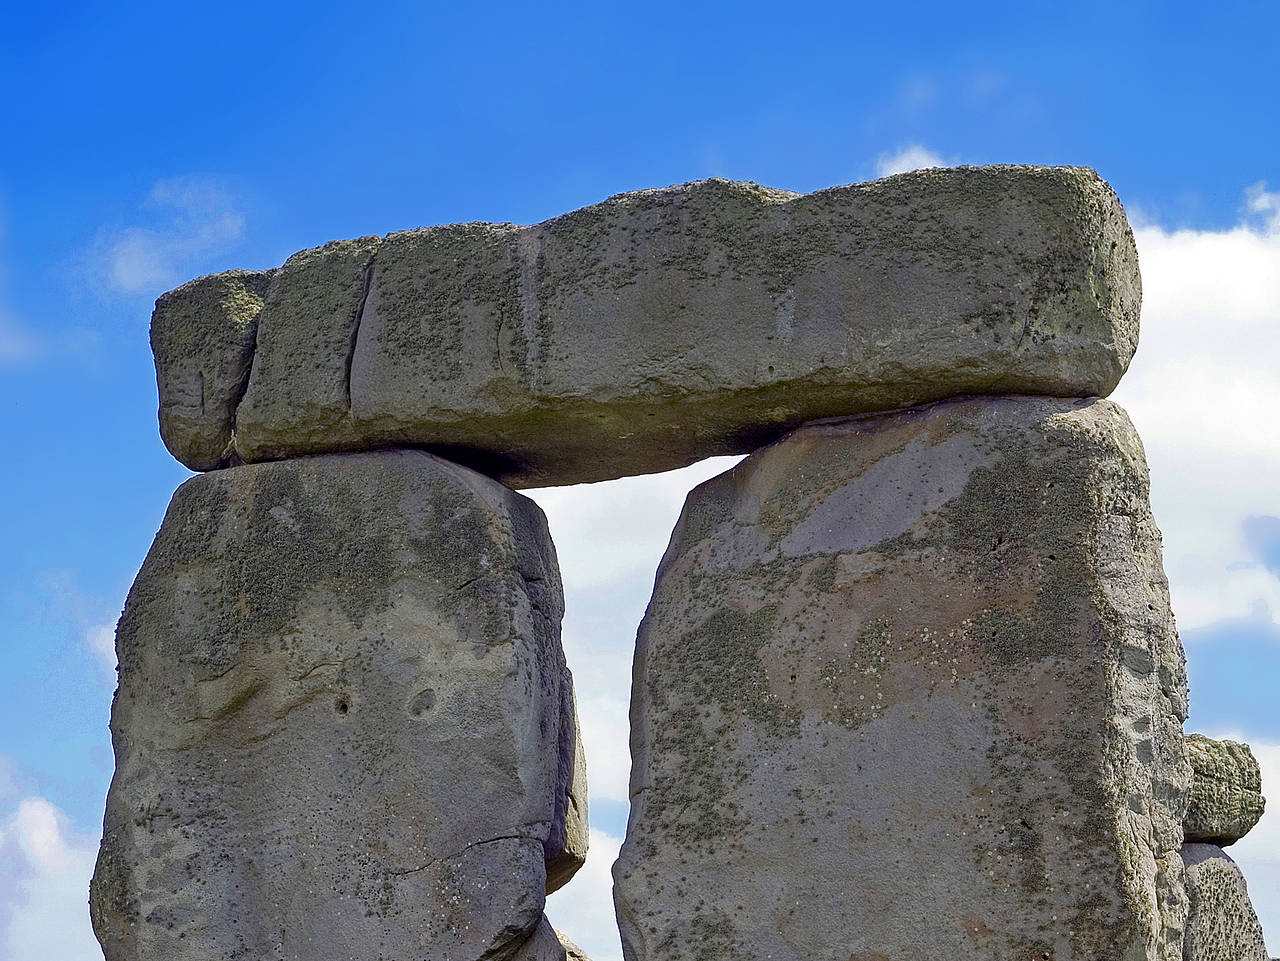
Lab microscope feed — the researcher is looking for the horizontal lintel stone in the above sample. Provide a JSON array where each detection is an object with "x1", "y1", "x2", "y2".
[{"x1": 153, "y1": 166, "x2": 1141, "y2": 486}]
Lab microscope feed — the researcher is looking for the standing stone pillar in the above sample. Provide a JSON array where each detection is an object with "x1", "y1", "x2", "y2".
[
  {"x1": 615, "y1": 396, "x2": 1190, "y2": 961},
  {"x1": 90, "y1": 450, "x2": 586, "y2": 961}
]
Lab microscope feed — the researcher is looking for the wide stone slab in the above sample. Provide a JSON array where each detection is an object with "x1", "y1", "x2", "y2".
[
  {"x1": 615, "y1": 396, "x2": 1188, "y2": 961},
  {"x1": 1185, "y1": 734, "x2": 1266, "y2": 845},
  {"x1": 1181, "y1": 844, "x2": 1270, "y2": 961},
  {"x1": 155, "y1": 166, "x2": 1140, "y2": 485},
  {"x1": 90, "y1": 450, "x2": 586, "y2": 961}
]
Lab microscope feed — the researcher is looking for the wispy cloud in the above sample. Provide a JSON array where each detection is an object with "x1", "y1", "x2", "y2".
[
  {"x1": 895, "y1": 74, "x2": 939, "y2": 114},
  {"x1": 84, "y1": 624, "x2": 117, "y2": 679},
  {"x1": 1245, "y1": 181, "x2": 1280, "y2": 234},
  {"x1": 39, "y1": 572, "x2": 126, "y2": 685},
  {"x1": 0, "y1": 310, "x2": 39, "y2": 365},
  {"x1": 94, "y1": 176, "x2": 245, "y2": 295},
  {"x1": 0, "y1": 199, "x2": 40, "y2": 366},
  {"x1": 874, "y1": 143, "x2": 951, "y2": 178}
]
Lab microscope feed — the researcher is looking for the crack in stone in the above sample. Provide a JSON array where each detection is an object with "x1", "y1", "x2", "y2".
[
  {"x1": 386, "y1": 833, "x2": 538, "y2": 877},
  {"x1": 344, "y1": 253, "x2": 378, "y2": 414}
]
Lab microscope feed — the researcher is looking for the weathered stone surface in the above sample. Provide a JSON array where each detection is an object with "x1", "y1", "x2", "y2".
[
  {"x1": 1185, "y1": 734, "x2": 1266, "y2": 845},
  {"x1": 1181, "y1": 844, "x2": 1270, "y2": 961},
  {"x1": 158, "y1": 166, "x2": 1140, "y2": 486},
  {"x1": 151, "y1": 269, "x2": 274, "y2": 470},
  {"x1": 615, "y1": 396, "x2": 1189, "y2": 961},
  {"x1": 90, "y1": 450, "x2": 586, "y2": 961}
]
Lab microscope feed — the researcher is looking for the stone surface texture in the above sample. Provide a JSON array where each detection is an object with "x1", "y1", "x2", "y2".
[
  {"x1": 151, "y1": 269, "x2": 274, "y2": 470},
  {"x1": 154, "y1": 166, "x2": 1141, "y2": 486},
  {"x1": 1181, "y1": 844, "x2": 1270, "y2": 961},
  {"x1": 90, "y1": 450, "x2": 585, "y2": 961},
  {"x1": 1184, "y1": 734, "x2": 1266, "y2": 845},
  {"x1": 615, "y1": 396, "x2": 1189, "y2": 961}
]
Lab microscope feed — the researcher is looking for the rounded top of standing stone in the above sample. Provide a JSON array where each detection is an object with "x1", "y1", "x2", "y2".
[
  {"x1": 150, "y1": 164, "x2": 1141, "y2": 486},
  {"x1": 1184, "y1": 733, "x2": 1266, "y2": 845}
]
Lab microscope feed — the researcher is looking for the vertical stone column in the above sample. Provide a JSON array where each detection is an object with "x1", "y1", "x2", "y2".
[
  {"x1": 615, "y1": 396, "x2": 1190, "y2": 961},
  {"x1": 90, "y1": 450, "x2": 586, "y2": 961}
]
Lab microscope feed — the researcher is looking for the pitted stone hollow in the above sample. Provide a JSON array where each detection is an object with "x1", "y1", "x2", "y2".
[
  {"x1": 90, "y1": 449, "x2": 586, "y2": 961},
  {"x1": 1185, "y1": 734, "x2": 1267, "y2": 845},
  {"x1": 153, "y1": 165, "x2": 1140, "y2": 485}
]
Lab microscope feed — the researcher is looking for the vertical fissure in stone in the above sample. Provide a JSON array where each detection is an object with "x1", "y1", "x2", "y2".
[
  {"x1": 222, "y1": 275, "x2": 274, "y2": 468},
  {"x1": 344, "y1": 252, "x2": 378, "y2": 413}
]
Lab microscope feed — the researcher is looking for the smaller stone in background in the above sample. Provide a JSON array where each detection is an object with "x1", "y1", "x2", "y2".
[
  {"x1": 554, "y1": 929, "x2": 592, "y2": 961},
  {"x1": 1185, "y1": 734, "x2": 1266, "y2": 845},
  {"x1": 1181, "y1": 844, "x2": 1270, "y2": 961}
]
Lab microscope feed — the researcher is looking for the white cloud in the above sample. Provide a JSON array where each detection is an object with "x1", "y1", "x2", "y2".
[
  {"x1": 84, "y1": 625, "x2": 116, "y2": 678},
  {"x1": 529, "y1": 457, "x2": 739, "y2": 593},
  {"x1": 895, "y1": 74, "x2": 939, "y2": 114},
  {"x1": 532, "y1": 458, "x2": 743, "y2": 810},
  {"x1": 95, "y1": 176, "x2": 245, "y2": 295},
  {"x1": 545, "y1": 827, "x2": 624, "y2": 961},
  {"x1": 40, "y1": 574, "x2": 127, "y2": 685},
  {"x1": 576, "y1": 693, "x2": 631, "y2": 805},
  {"x1": 1113, "y1": 193, "x2": 1280, "y2": 631},
  {"x1": 874, "y1": 143, "x2": 950, "y2": 178},
  {"x1": 0, "y1": 795, "x2": 100, "y2": 961}
]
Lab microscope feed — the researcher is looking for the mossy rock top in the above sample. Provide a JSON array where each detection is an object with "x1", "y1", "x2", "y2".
[{"x1": 1185, "y1": 734, "x2": 1266, "y2": 845}]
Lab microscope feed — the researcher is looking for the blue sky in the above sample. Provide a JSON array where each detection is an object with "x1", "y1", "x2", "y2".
[{"x1": 2, "y1": 2, "x2": 1278, "y2": 959}]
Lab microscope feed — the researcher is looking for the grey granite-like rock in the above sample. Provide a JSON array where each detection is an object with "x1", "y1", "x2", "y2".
[
  {"x1": 157, "y1": 166, "x2": 1140, "y2": 486},
  {"x1": 615, "y1": 396, "x2": 1189, "y2": 961},
  {"x1": 90, "y1": 450, "x2": 585, "y2": 961},
  {"x1": 1185, "y1": 734, "x2": 1266, "y2": 845},
  {"x1": 1181, "y1": 844, "x2": 1270, "y2": 961},
  {"x1": 151, "y1": 269, "x2": 274, "y2": 470}
]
